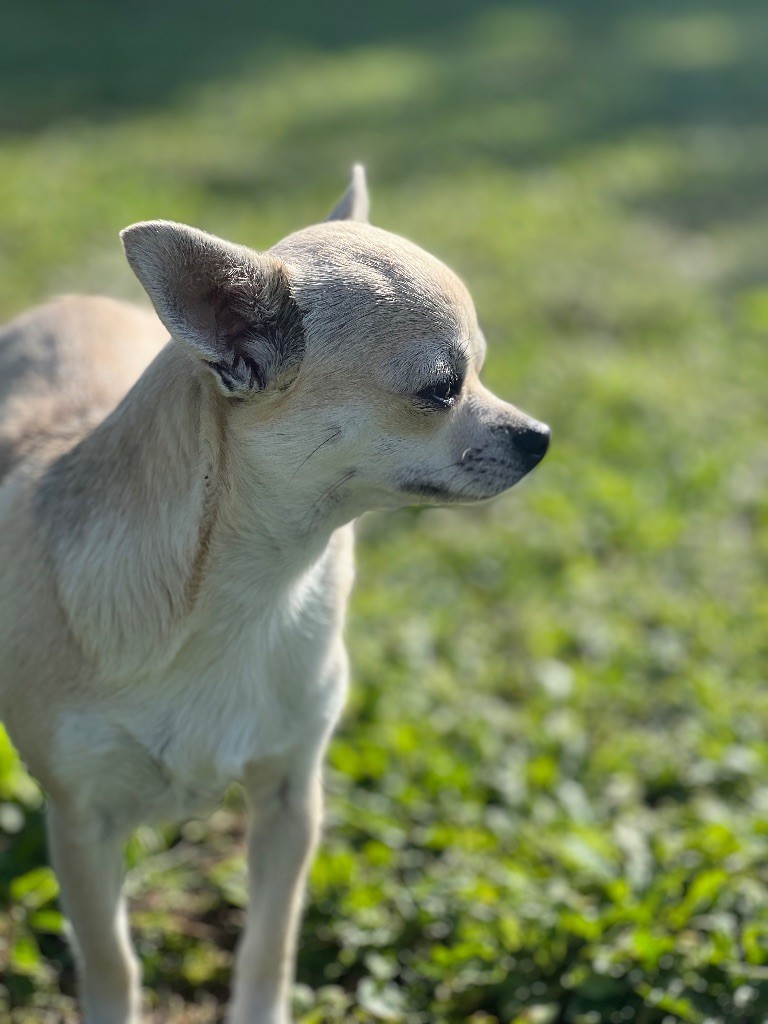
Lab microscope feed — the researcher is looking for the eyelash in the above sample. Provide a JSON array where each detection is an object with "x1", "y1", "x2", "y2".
[{"x1": 416, "y1": 373, "x2": 463, "y2": 409}]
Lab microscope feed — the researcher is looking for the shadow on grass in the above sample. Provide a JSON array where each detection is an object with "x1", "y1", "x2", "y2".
[
  {"x1": 1, "y1": 0, "x2": 497, "y2": 136},
  {"x1": 5, "y1": 0, "x2": 768, "y2": 177},
  {"x1": 2, "y1": 1, "x2": 767, "y2": 302}
]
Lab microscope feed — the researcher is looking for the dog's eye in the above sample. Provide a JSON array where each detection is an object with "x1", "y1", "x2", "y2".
[{"x1": 416, "y1": 374, "x2": 462, "y2": 409}]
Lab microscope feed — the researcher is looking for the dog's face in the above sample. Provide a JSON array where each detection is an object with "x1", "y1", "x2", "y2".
[
  {"x1": 122, "y1": 170, "x2": 548, "y2": 528},
  {"x1": 269, "y1": 221, "x2": 549, "y2": 516}
]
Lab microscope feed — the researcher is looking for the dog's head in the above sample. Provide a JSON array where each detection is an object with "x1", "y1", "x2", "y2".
[{"x1": 122, "y1": 167, "x2": 549, "y2": 527}]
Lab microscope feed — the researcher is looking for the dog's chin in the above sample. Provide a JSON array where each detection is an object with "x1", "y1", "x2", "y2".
[
  {"x1": 397, "y1": 476, "x2": 520, "y2": 506},
  {"x1": 401, "y1": 481, "x2": 472, "y2": 505}
]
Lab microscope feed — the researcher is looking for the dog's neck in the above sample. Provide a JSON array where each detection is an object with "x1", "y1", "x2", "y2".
[{"x1": 37, "y1": 341, "x2": 345, "y2": 679}]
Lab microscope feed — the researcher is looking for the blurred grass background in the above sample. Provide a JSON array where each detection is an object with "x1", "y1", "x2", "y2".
[{"x1": 1, "y1": 1, "x2": 768, "y2": 1021}]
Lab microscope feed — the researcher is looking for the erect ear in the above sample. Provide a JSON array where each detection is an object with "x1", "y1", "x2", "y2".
[
  {"x1": 120, "y1": 220, "x2": 305, "y2": 397},
  {"x1": 326, "y1": 163, "x2": 369, "y2": 223}
]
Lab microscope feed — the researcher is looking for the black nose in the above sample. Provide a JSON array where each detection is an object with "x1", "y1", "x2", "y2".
[
  {"x1": 517, "y1": 424, "x2": 550, "y2": 465},
  {"x1": 493, "y1": 420, "x2": 551, "y2": 471}
]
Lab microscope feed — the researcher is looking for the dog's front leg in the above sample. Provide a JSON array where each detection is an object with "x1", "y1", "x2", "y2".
[
  {"x1": 47, "y1": 802, "x2": 140, "y2": 1024},
  {"x1": 228, "y1": 757, "x2": 322, "y2": 1024}
]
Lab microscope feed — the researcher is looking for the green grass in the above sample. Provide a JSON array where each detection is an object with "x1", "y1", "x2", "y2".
[{"x1": 2, "y1": 1, "x2": 768, "y2": 1021}]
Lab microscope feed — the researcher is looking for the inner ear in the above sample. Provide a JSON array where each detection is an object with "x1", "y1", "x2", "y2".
[
  {"x1": 204, "y1": 282, "x2": 270, "y2": 393},
  {"x1": 196, "y1": 263, "x2": 307, "y2": 397}
]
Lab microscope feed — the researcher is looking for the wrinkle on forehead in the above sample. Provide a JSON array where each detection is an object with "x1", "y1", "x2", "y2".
[{"x1": 272, "y1": 222, "x2": 476, "y2": 357}]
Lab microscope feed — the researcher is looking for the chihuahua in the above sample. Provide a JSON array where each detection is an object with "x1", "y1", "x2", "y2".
[{"x1": 0, "y1": 167, "x2": 549, "y2": 1024}]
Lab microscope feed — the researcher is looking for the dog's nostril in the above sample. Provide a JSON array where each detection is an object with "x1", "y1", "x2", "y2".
[
  {"x1": 492, "y1": 419, "x2": 551, "y2": 470},
  {"x1": 517, "y1": 424, "x2": 550, "y2": 459}
]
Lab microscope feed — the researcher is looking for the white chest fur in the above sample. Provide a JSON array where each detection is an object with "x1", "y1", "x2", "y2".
[{"x1": 53, "y1": 544, "x2": 350, "y2": 831}]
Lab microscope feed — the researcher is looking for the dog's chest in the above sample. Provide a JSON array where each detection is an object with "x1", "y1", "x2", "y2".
[
  {"x1": 56, "y1": 565, "x2": 348, "y2": 824},
  {"x1": 152, "y1": 610, "x2": 337, "y2": 768}
]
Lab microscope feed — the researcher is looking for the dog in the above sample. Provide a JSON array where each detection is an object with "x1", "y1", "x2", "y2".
[{"x1": 0, "y1": 166, "x2": 549, "y2": 1024}]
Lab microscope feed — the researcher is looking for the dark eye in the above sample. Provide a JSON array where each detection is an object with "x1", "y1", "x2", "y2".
[{"x1": 416, "y1": 373, "x2": 462, "y2": 409}]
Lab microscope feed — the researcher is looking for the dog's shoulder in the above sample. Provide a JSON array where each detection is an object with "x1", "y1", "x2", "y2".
[{"x1": 0, "y1": 295, "x2": 168, "y2": 483}]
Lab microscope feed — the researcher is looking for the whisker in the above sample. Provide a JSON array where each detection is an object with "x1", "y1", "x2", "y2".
[
  {"x1": 297, "y1": 428, "x2": 342, "y2": 469},
  {"x1": 321, "y1": 469, "x2": 355, "y2": 504},
  {"x1": 306, "y1": 469, "x2": 357, "y2": 528}
]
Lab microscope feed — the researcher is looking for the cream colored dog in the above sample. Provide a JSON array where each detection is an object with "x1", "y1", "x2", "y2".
[{"x1": 0, "y1": 168, "x2": 549, "y2": 1024}]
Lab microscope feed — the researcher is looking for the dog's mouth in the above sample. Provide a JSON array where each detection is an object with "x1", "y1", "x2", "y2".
[
  {"x1": 399, "y1": 479, "x2": 468, "y2": 503},
  {"x1": 397, "y1": 473, "x2": 521, "y2": 505},
  {"x1": 397, "y1": 445, "x2": 549, "y2": 506}
]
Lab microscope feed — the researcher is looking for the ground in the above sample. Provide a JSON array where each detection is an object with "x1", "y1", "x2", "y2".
[{"x1": 1, "y1": 1, "x2": 767, "y2": 1022}]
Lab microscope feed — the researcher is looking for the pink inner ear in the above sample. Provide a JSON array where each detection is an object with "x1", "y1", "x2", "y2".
[
  {"x1": 197, "y1": 265, "x2": 305, "y2": 397},
  {"x1": 207, "y1": 285, "x2": 254, "y2": 349}
]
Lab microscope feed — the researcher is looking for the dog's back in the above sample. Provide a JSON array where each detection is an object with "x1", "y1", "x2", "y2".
[{"x1": 0, "y1": 294, "x2": 168, "y2": 482}]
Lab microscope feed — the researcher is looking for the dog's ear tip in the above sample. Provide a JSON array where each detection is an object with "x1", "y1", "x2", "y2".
[
  {"x1": 121, "y1": 221, "x2": 210, "y2": 281},
  {"x1": 121, "y1": 221, "x2": 167, "y2": 264},
  {"x1": 121, "y1": 223, "x2": 155, "y2": 275},
  {"x1": 120, "y1": 221, "x2": 145, "y2": 248},
  {"x1": 326, "y1": 164, "x2": 370, "y2": 223},
  {"x1": 120, "y1": 220, "x2": 185, "y2": 248},
  {"x1": 121, "y1": 219, "x2": 157, "y2": 238}
]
